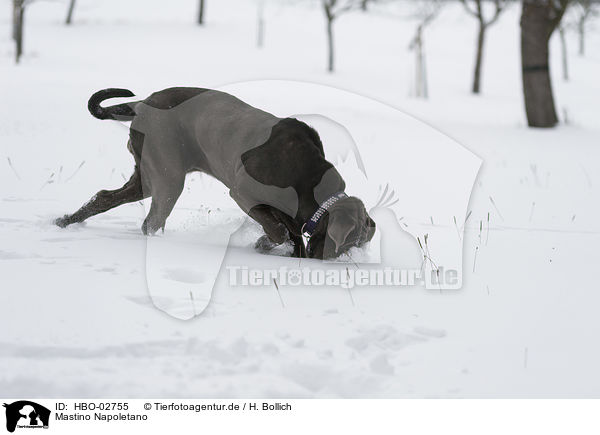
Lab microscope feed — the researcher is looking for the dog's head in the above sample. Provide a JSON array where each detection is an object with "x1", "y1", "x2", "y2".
[{"x1": 306, "y1": 196, "x2": 375, "y2": 260}]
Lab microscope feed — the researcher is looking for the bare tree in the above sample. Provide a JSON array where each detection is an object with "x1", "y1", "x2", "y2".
[
  {"x1": 460, "y1": 0, "x2": 508, "y2": 94},
  {"x1": 520, "y1": 0, "x2": 569, "y2": 128},
  {"x1": 198, "y1": 0, "x2": 206, "y2": 25},
  {"x1": 557, "y1": 0, "x2": 596, "y2": 77},
  {"x1": 572, "y1": 0, "x2": 598, "y2": 55},
  {"x1": 321, "y1": 0, "x2": 360, "y2": 72},
  {"x1": 558, "y1": 22, "x2": 569, "y2": 80},
  {"x1": 13, "y1": 0, "x2": 25, "y2": 63},
  {"x1": 408, "y1": 0, "x2": 442, "y2": 98},
  {"x1": 257, "y1": 0, "x2": 266, "y2": 48},
  {"x1": 65, "y1": 0, "x2": 76, "y2": 25}
]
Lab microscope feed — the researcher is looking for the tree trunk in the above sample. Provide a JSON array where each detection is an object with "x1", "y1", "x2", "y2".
[
  {"x1": 198, "y1": 0, "x2": 205, "y2": 25},
  {"x1": 578, "y1": 19, "x2": 585, "y2": 56},
  {"x1": 472, "y1": 21, "x2": 486, "y2": 94},
  {"x1": 414, "y1": 25, "x2": 426, "y2": 98},
  {"x1": 12, "y1": 0, "x2": 18, "y2": 40},
  {"x1": 257, "y1": 0, "x2": 265, "y2": 48},
  {"x1": 65, "y1": 0, "x2": 76, "y2": 25},
  {"x1": 558, "y1": 25, "x2": 568, "y2": 81},
  {"x1": 326, "y1": 15, "x2": 335, "y2": 72},
  {"x1": 14, "y1": 0, "x2": 24, "y2": 64},
  {"x1": 520, "y1": 0, "x2": 564, "y2": 128},
  {"x1": 421, "y1": 38, "x2": 428, "y2": 99}
]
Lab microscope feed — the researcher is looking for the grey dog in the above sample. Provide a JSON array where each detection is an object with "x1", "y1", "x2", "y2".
[{"x1": 55, "y1": 87, "x2": 375, "y2": 259}]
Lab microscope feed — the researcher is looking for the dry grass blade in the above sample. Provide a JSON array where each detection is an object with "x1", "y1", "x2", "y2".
[
  {"x1": 66, "y1": 160, "x2": 85, "y2": 182},
  {"x1": 489, "y1": 196, "x2": 504, "y2": 221},
  {"x1": 485, "y1": 212, "x2": 490, "y2": 245},
  {"x1": 40, "y1": 172, "x2": 55, "y2": 190},
  {"x1": 189, "y1": 291, "x2": 197, "y2": 317},
  {"x1": 6, "y1": 157, "x2": 21, "y2": 180},
  {"x1": 346, "y1": 267, "x2": 355, "y2": 307},
  {"x1": 273, "y1": 278, "x2": 285, "y2": 308},
  {"x1": 453, "y1": 216, "x2": 462, "y2": 240},
  {"x1": 528, "y1": 201, "x2": 536, "y2": 222}
]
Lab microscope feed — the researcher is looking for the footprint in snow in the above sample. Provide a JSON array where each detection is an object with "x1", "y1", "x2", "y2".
[
  {"x1": 412, "y1": 326, "x2": 447, "y2": 338},
  {"x1": 369, "y1": 354, "x2": 395, "y2": 376},
  {"x1": 345, "y1": 325, "x2": 426, "y2": 353},
  {"x1": 162, "y1": 267, "x2": 205, "y2": 284}
]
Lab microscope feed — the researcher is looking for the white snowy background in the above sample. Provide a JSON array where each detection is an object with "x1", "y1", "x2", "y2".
[{"x1": 1, "y1": 0, "x2": 599, "y2": 397}]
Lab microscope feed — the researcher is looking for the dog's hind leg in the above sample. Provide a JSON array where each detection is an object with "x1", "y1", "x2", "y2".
[
  {"x1": 141, "y1": 173, "x2": 185, "y2": 235},
  {"x1": 55, "y1": 166, "x2": 147, "y2": 228}
]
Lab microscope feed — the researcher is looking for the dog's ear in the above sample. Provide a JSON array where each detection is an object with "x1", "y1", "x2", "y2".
[
  {"x1": 366, "y1": 215, "x2": 376, "y2": 230},
  {"x1": 364, "y1": 215, "x2": 376, "y2": 242},
  {"x1": 326, "y1": 212, "x2": 354, "y2": 253}
]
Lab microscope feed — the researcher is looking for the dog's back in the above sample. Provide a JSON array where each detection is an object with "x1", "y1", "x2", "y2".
[{"x1": 129, "y1": 88, "x2": 281, "y2": 187}]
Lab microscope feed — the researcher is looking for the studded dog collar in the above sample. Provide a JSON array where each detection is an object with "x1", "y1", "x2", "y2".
[{"x1": 302, "y1": 191, "x2": 348, "y2": 238}]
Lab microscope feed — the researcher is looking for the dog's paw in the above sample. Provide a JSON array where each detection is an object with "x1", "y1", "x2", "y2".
[
  {"x1": 254, "y1": 235, "x2": 279, "y2": 253},
  {"x1": 141, "y1": 218, "x2": 165, "y2": 236},
  {"x1": 141, "y1": 220, "x2": 153, "y2": 236},
  {"x1": 54, "y1": 215, "x2": 71, "y2": 228},
  {"x1": 291, "y1": 244, "x2": 304, "y2": 258}
]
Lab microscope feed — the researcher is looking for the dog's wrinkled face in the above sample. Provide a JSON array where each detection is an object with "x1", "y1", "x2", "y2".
[{"x1": 306, "y1": 196, "x2": 376, "y2": 260}]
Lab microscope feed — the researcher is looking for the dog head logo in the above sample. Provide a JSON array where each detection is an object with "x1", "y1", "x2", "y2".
[{"x1": 3, "y1": 401, "x2": 50, "y2": 433}]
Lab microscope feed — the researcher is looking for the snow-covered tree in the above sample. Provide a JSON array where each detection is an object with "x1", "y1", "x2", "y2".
[
  {"x1": 321, "y1": 0, "x2": 361, "y2": 72},
  {"x1": 460, "y1": 0, "x2": 509, "y2": 94},
  {"x1": 257, "y1": 0, "x2": 266, "y2": 48},
  {"x1": 556, "y1": 0, "x2": 598, "y2": 80},
  {"x1": 408, "y1": 0, "x2": 443, "y2": 98},
  {"x1": 558, "y1": 21, "x2": 569, "y2": 80},
  {"x1": 571, "y1": 0, "x2": 598, "y2": 55}
]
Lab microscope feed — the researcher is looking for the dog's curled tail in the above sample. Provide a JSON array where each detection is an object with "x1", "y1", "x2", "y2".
[{"x1": 88, "y1": 88, "x2": 136, "y2": 121}]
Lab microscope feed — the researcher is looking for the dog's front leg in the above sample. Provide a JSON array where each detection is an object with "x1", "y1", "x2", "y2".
[
  {"x1": 248, "y1": 205, "x2": 290, "y2": 252},
  {"x1": 289, "y1": 233, "x2": 306, "y2": 258},
  {"x1": 254, "y1": 228, "x2": 305, "y2": 257}
]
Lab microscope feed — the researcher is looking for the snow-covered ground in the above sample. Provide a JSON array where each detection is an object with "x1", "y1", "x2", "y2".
[{"x1": 1, "y1": 0, "x2": 599, "y2": 397}]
